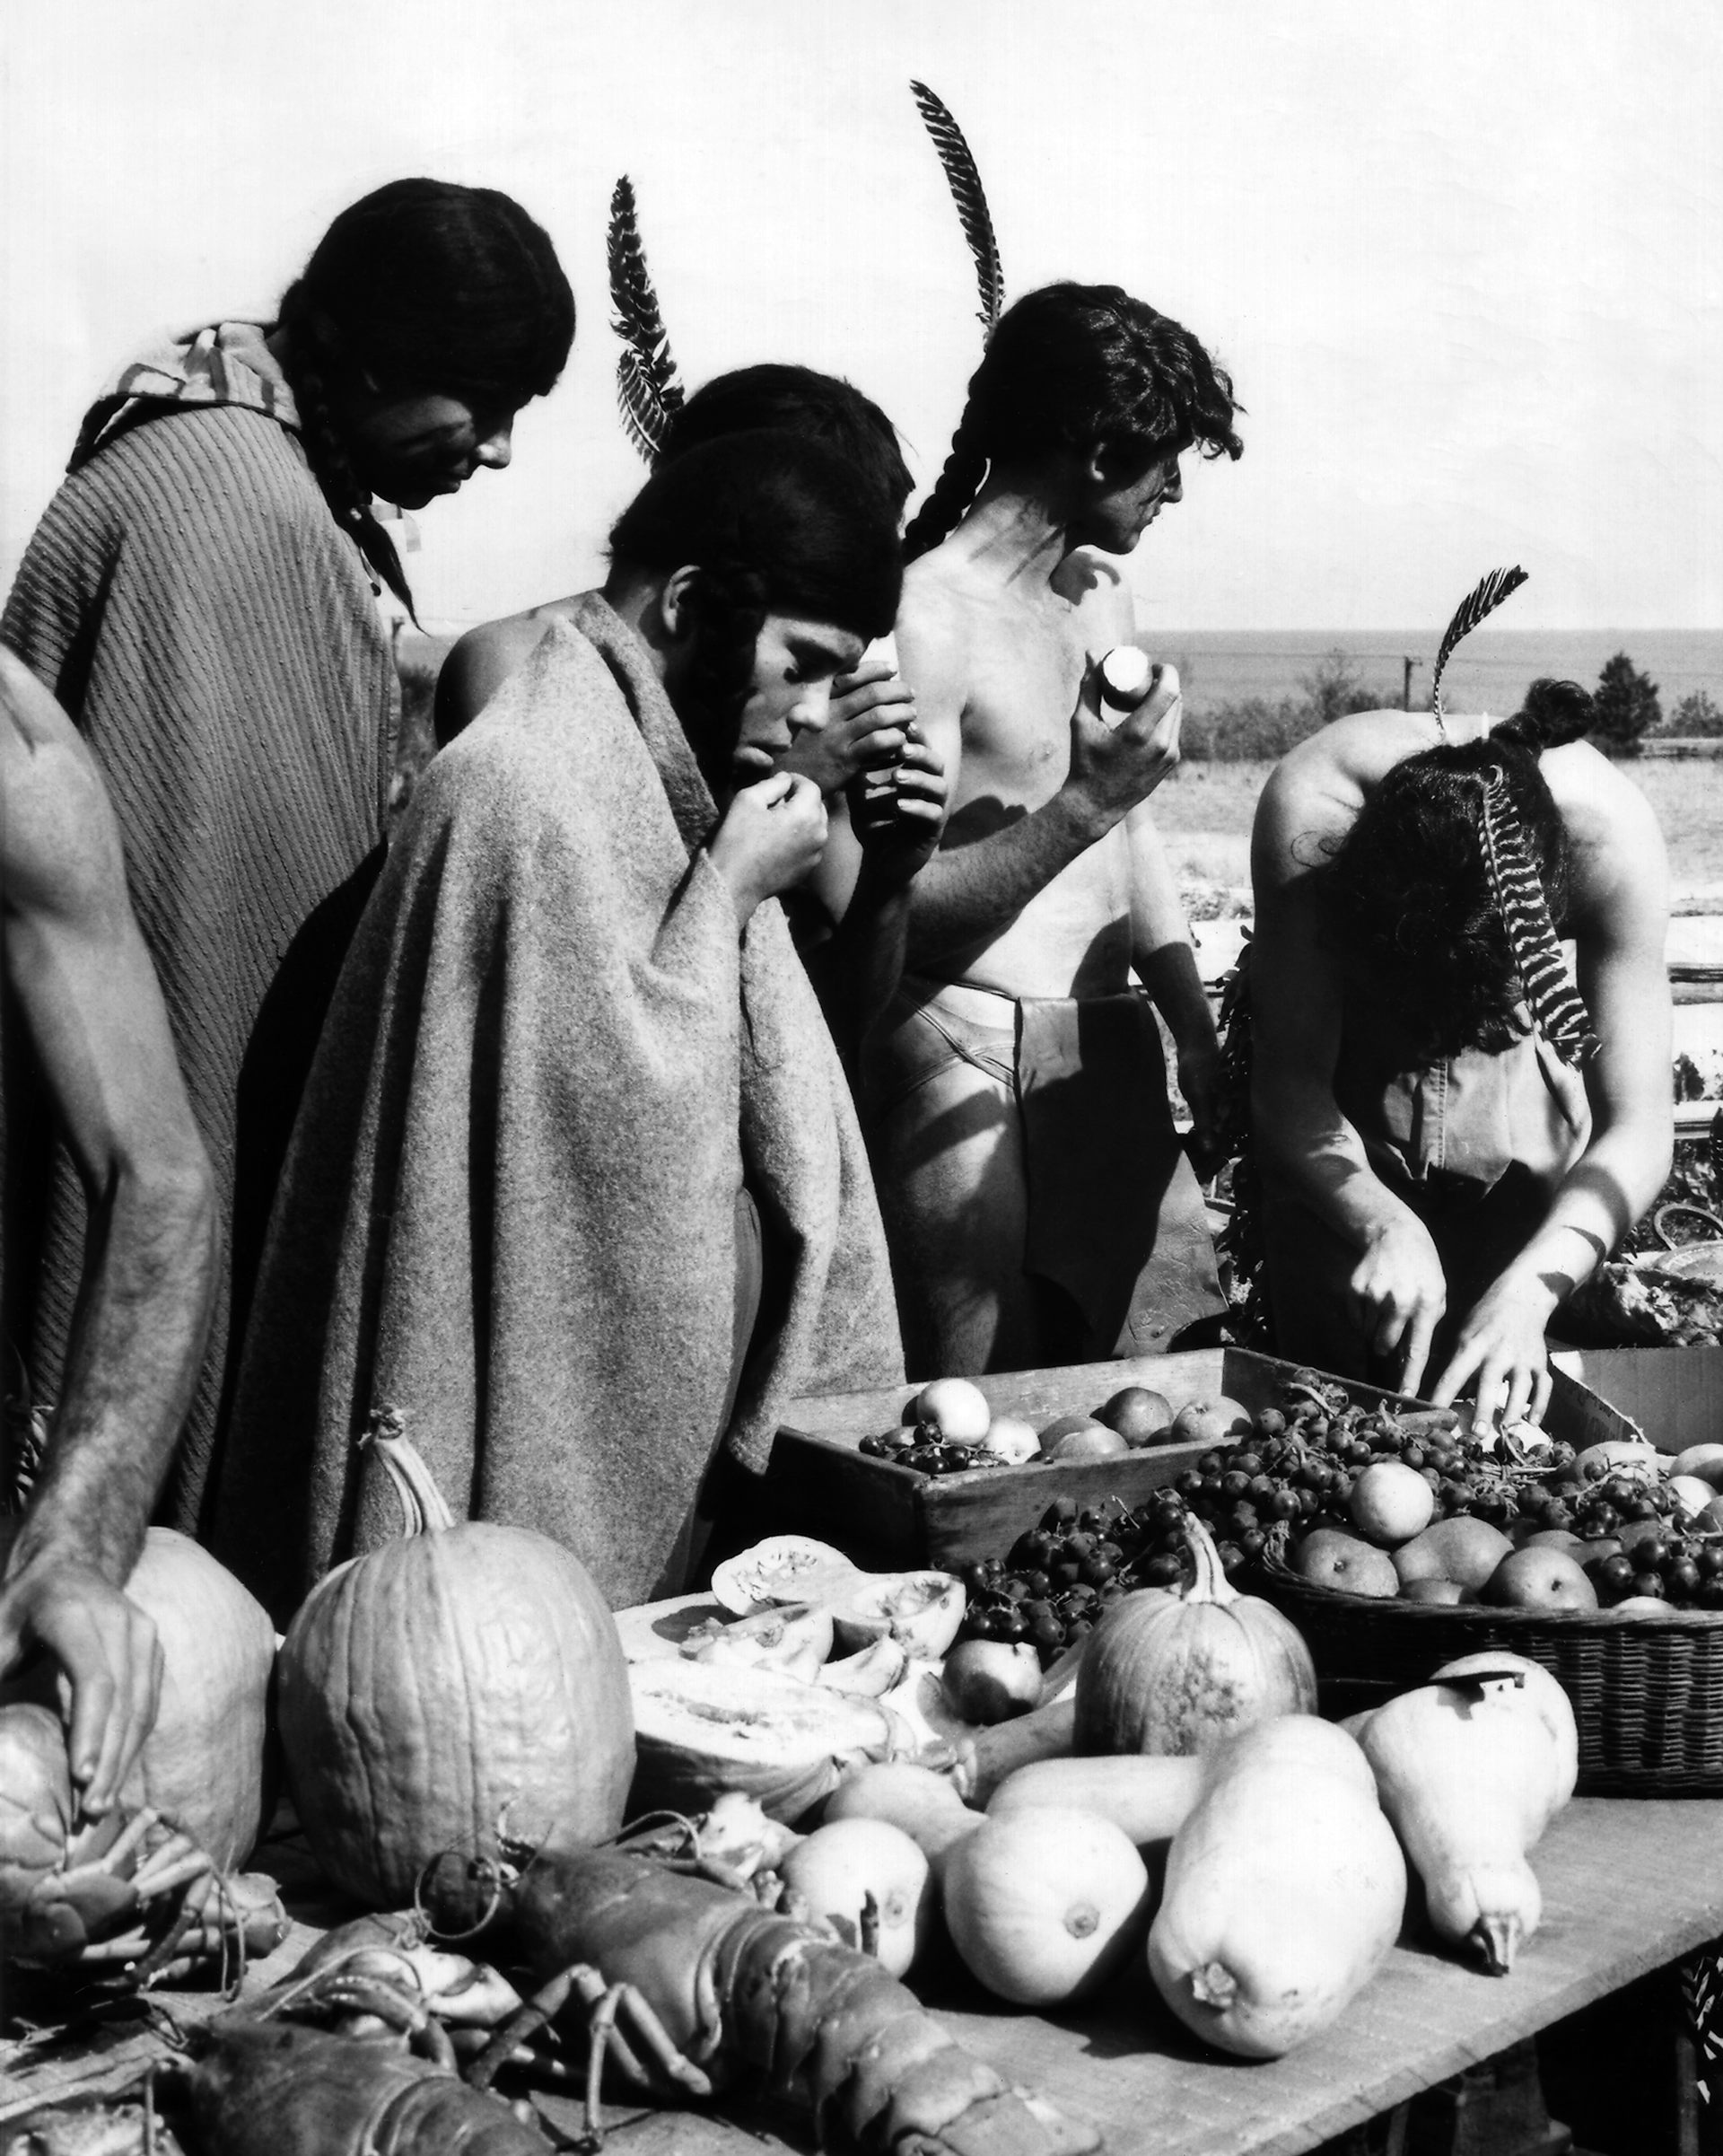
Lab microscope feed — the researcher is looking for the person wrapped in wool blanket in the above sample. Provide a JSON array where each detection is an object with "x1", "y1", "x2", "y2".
[{"x1": 212, "y1": 432, "x2": 905, "y2": 1620}]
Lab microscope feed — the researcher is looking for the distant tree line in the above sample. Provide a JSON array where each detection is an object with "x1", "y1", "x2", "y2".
[{"x1": 1178, "y1": 644, "x2": 1721, "y2": 761}]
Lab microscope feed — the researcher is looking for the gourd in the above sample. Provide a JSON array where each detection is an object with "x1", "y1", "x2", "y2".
[
  {"x1": 986, "y1": 1753, "x2": 1206, "y2": 1848},
  {"x1": 277, "y1": 1423, "x2": 634, "y2": 1909},
  {"x1": 630, "y1": 1660, "x2": 891, "y2": 1825},
  {"x1": 1075, "y1": 1515, "x2": 1317, "y2": 1757},
  {"x1": 127, "y1": 1529, "x2": 277, "y2": 1870},
  {"x1": 1343, "y1": 1652, "x2": 1577, "y2": 1974},
  {"x1": 1148, "y1": 1714, "x2": 1405, "y2": 2058}
]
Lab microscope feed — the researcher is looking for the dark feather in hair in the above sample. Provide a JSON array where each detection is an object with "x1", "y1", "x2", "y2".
[
  {"x1": 608, "y1": 176, "x2": 686, "y2": 463},
  {"x1": 910, "y1": 81, "x2": 1005, "y2": 336},
  {"x1": 1431, "y1": 565, "x2": 1529, "y2": 728}
]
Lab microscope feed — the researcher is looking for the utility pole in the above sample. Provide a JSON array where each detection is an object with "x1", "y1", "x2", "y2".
[{"x1": 1403, "y1": 656, "x2": 1422, "y2": 711}]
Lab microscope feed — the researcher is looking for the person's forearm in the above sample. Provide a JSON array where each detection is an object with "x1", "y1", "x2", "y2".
[
  {"x1": 1491, "y1": 1121, "x2": 1675, "y2": 1312},
  {"x1": 905, "y1": 786, "x2": 1111, "y2": 968},
  {"x1": 804, "y1": 860, "x2": 915, "y2": 1066},
  {"x1": 1254, "y1": 1076, "x2": 1425, "y2": 1252},
  {"x1": 8, "y1": 1152, "x2": 216, "y2": 1584},
  {"x1": 1136, "y1": 937, "x2": 1215, "y2": 1052}
]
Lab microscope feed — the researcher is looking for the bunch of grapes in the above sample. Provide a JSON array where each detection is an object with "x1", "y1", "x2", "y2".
[
  {"x1": 956, "y1": 1497, "x2": 1149, "y2": 1662},
  {"x1": 1564, "y1": 1466, "x2": 1723, "y2": 1608},
  {"x1": 856, "y1": 1425, "x2": 1008, "y2": 1475}
]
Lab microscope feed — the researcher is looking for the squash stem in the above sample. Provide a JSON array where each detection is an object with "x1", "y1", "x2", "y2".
[
  {"x1": 362, "y1": 1408, "x2": 455, "y2": 1538},
  {"x1": 1188, "y1": 1959, "x2": 1238, "y2": 2009},
  {"x1": 1181, "y1": 1513, "x2": 1239, "y2": 1607},
  {"x1": 1473, "y1": 1912, "x2": 1520, "y2": 1976}
]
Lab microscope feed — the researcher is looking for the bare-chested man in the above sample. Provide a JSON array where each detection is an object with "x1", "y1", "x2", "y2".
[
  {"x1": 1249, "y1": 679, "x2": 1671, "y2": 1425},
  {"x1": 1, "y1": 650, "x2": 216, "y2": 1811},
  {"x1": 864, "y1": 284, "x2": 1244, "y2": 1376}
]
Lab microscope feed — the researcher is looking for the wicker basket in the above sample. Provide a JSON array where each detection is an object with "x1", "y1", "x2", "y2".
[{"x1": 1255, "y1": 1553, "x2": 1723, "y2": 1796}]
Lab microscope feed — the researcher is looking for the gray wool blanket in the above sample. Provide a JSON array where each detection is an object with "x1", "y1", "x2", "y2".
[{"x1": 212, "y1": 597, "x2": 902, "y2": 1623}]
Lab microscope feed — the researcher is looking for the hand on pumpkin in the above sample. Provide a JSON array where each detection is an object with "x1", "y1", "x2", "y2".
[
  {"x1": 0, "y1": 1553, "x2": 163, "y2": 1817},
  {"x1": 1348, "y1": 1215, "x2": 1447, "y2": 1400},
  {"x1": 1428, "y1": 1271, "x2": 1557, "y2": 1433}
]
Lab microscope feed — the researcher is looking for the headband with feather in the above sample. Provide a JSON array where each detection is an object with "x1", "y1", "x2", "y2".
[
  {"x1": 1430, "y1": 563, "x2": 1527, "y2": 741},
  {"x1": 910, "y1": 81, "x2": 1005, "y2": 338},
  {"x1": 608, "y1": 176, "x2": 686, "y2": 464}
]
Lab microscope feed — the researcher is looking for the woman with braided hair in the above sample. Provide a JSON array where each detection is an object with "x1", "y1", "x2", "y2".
[
  {"x1": 869, "y1": 281, "x2": 1244, "y2": 1377},
  {"x1": 1249, "y1": 679, "x2": 1672, "y2": 1424},
  {"x1": 1, "y1": 179, "x2": 573, "y2": 1532},
  {"x1": 213, "y1": 433, "x2": 905, "y2": 1618}
]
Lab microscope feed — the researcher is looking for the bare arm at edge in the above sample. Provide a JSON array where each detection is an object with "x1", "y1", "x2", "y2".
[
  {"x1": 433, "y1": 613, "x2": 555, "y2": 749},
  {"x1": 0, "y1": 648, "x2": 217, "y2": 1811}
]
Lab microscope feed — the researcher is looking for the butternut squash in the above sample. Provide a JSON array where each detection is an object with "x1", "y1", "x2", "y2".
[
  {"x1": 949, "y1": 1694, "x2": 1075, "y2": 1806},
  {"x1": 1148, "y1": 1714, "x2": 1405, "y2": 2059},
  {"x1": 1343, "y1": 1652, "x2": 1576, "y2": 1975},
  {"x1": 987, "y1": 1754, "x2": 1206, "y2": 1848}
]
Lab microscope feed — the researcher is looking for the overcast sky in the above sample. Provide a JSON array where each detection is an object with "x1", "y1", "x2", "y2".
[{"x1": 4, "y1": 0, "x2": 1719, "y2": 634}]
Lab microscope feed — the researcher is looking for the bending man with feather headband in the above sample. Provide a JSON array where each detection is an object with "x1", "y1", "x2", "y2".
[{"x1": 1247, "y1": 572, "x2": 1672, "y2": 1425}]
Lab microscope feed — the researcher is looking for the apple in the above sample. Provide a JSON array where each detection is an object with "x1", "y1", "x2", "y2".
[
  {"x1": 1168, "y1": 1398, "x2": 1254, "y2": 1448},
  {"x1": 1524, "y1": 1529, "x2": 1588, "y2": 1560},
  {"x1": 1094, "y1": 1386, "x2": 1174, "y2": 1447},
  {"x1": 913, "y1": 1379, "x2": 992, "y2": 1445},
  {"x1": 982, "y1": 1415, "x2": 1041, "y2": 1466},
  {"x1": 1349, "y1": 1460, "x2": 1436, "y2": 1547},
  {"x1": 1573, "y1": 1438, "x2": 1663, "y2": 1486},
  {"x1": 1667, "y1": 1475, "x2": 1717, "y2": 1521},
  {"x1": 1046, "y1": 1425, "x2": 1131, "y2": 1462},
  {"x1": 940, "y1": 1639, "x2": 1043, "y2": 1724},
  {"x1": 1674, "y1": 1442, "x2": 1723, "y2": 1490},
  {"x1": 1481, "y1": 1547, "x2": 1599, "y2": 1613},
  {"x1": 1289, "y1": 1528, "x2": 1399, "y2": 1599},
  {"x1": 1037, "y1": 1413, "x2": 1109, "y2": 1454}
]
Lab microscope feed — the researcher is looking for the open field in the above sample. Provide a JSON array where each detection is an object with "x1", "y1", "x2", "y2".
[{"x1": 1154, "y1": 756, "x2": 1723, "y2": 900}]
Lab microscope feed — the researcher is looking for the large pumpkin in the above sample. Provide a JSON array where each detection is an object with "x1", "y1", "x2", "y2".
[
  {"x1": 1075, "y1": 1514, "x2": 1316, "y2": 1757},
  {"x1": 277, "y1": 1423, "x2": 634, "y2": 1909},
  {"x1": 127, "y1": 1528, "x2": 277, "y2": 1869}
]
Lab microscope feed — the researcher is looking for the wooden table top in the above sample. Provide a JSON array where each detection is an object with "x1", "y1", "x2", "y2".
[{"x1": 6, "y1": 1791, "x2": 1721, "y2": 2156}]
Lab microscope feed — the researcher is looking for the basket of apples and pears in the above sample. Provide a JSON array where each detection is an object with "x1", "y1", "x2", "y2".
[{"x1": 1212, "y1": 1363, "x2": 1723, "y2": 1793}]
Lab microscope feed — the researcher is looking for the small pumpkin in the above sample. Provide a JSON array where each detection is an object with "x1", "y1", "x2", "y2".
[
  {"x1": 1074, "y1": 1514, "x2": 1316, "y2": 1757},
  {"x1": 277, "y1": 1419, "x2": 634, "y2": 1909}
]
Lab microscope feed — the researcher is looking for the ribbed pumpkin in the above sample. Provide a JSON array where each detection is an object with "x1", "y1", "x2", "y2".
[
  {"x1": 1075, "y1": 1515, "x2": 1316, "y2": 1757},
  {"x1": 278, "y1": 1424, "x2": 634, "y2": 1908},
  {"x1": 127, "y1": 1529, "x2": 277, "y2": 1869}
]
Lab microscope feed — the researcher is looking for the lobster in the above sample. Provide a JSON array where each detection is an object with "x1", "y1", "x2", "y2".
[{"x1": 420, "y1": 1836, "x2": 1103, "y2": 2156}]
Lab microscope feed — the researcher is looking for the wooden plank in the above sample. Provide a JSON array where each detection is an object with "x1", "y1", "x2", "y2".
[{"x1": 8, "y1": 1796, "x2": 1723, "y2": 2156}]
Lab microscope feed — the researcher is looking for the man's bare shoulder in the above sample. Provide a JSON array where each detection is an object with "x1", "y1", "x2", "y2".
[
  {"x1": 1255, "y1": 710, "x2": 1424, "y2": 877},
  {"x1": 1543, "y1": 741, "x2": 1668, "y2": 920},
  {"x1": 436, "y1": 600, "x2": 582, "y2": 745},
  {"x1": 896, "y1": 555, "x2": 984, "y2": 693}
]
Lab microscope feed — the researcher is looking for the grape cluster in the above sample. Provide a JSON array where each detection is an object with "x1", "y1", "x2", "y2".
[
  {"x1": 1564, "y1": 1466, "x2": 1723, "y2": 1608},
  {"x1": 957, "y1": 1497, "x2": 1140, "y2": 1661},
  {"x1": 857, "y1": 1425, "x2": 1008, "y2": 1475}
]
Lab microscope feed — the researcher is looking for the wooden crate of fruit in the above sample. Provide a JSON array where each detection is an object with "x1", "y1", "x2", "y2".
[{"x1": 765, "y1": 1346, "x2": 1626, "y2": 1576}]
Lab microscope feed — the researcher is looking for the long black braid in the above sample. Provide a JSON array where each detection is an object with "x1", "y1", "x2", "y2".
[
  {"x1": 277, "y1": 320, "x2": 415, "y2": 615},
  {"x1": 676, "y1": 559, "x2": 771, "y2": 780},
  {"x1": 904, "y1": 280, "x2": 1243, "y2": 563}
]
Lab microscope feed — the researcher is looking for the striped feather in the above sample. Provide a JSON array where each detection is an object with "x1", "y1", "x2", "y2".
[
  {"x1": 910, "y1": 81, "x2": 1005, "y2": 335},
  {"x1": 1479, "y1": 769, "x2": 1597, "y2": 1065},
  {"x1": 1431, "y1": 565, "x2": 1529, "y2": 737},
  {"x1": 608, "y1": 177, "x2": 685, "y2": 463}
]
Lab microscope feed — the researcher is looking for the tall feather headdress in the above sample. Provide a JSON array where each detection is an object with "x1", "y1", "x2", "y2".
[
  {"x1": 1430, "y1": 564, "x2": 1527, "y2": 740},
  {"x1": 608, "y1": 177, "x2": 686, "y2": 464},
  {"x1": 910, "y1": 81, "x2": 1005, "y2": 338}
]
